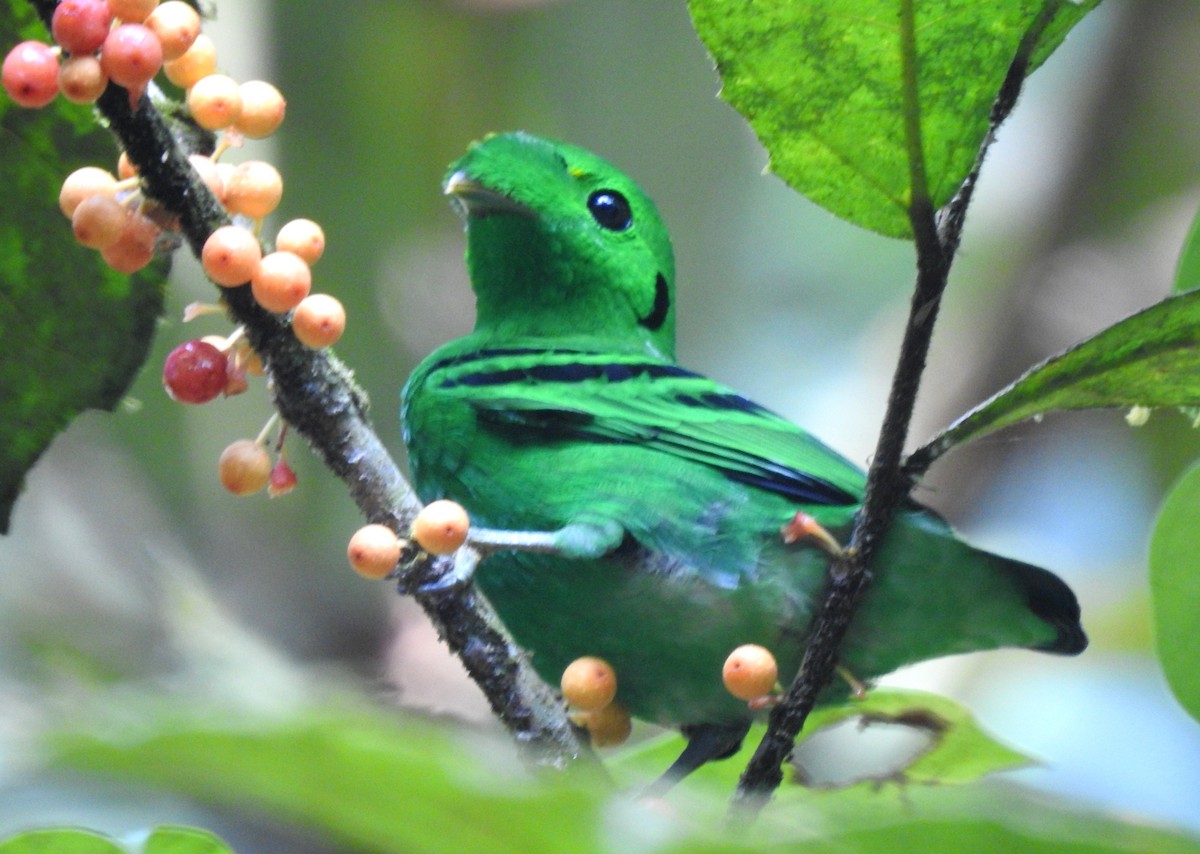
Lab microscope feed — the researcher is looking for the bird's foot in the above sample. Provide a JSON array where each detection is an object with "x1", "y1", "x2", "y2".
[
  {"x1": 781, "y1": 511, "x2": 845, "y2": 556},
  {"x1": 836, "y1": 666, "x2": 869, "y2": 699}
]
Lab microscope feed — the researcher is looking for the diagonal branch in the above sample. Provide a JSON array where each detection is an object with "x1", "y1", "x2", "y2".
[
  {"x1": 731, "y1": 0, "x2": 1064, "y2": 813},
  {"x1": 27, "y1": 0, "x2": 585, "y2": 769}
]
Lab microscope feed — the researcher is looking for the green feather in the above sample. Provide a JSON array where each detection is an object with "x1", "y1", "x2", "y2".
[{"x1": 403, "y1": 132, "x2": 1085, "y2": 739}]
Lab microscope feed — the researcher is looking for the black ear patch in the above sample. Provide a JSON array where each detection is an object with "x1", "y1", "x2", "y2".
[{"x1": 639, "y1": 273, "x2": 670, "y2": 331}]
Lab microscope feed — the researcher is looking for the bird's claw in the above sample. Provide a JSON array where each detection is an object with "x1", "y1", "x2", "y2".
[{"x1": 781, "y1": 511, "x2": 845, "y2": 556}]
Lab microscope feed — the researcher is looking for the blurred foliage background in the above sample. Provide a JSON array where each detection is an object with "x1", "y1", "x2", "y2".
[{"x1": 3, "y1": 0, "x2": 1200, "y2": 848}]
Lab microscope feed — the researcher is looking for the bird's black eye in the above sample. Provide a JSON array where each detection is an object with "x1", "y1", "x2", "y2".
[{"x1": 587, "y1": 189, "x2": 633, "y2": 231}]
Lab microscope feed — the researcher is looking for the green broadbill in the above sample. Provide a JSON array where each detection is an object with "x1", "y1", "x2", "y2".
[{"x1": 402, "y1": 132, "x2": 1086, "y2": 785}]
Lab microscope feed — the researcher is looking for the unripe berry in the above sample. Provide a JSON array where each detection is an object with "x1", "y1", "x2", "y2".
[
  {"x1": 163, "y1": 339, "x2": 228, "y2": 404},
  {"x1": 163, "y1": 32, "x2": 215, "y2": 88},
  {"x1": 411, "y1": 500, "x2": 470, "y2": 555},
  {"x1": 234, "y1": 80, "x2": 286, "y2": 138},
  {"x1": 3, "y1": 41, "x2": 60, "y2": 109},
  {"x1": 561, "y1": 656, "x2": 617, "y2": 712},
  {"x1": 117, "y1": 151, "x2": 138, "y2": 180},
  {"x1": 251, "y1": 251, "x2": 311, "y2": 313},
  {"x1": 52, "y1": 0, "x2": 114, "y2": 56},
  {"x1": 72, "y1": 193, "x2": 128, "y2": 249},
  {"x1": 722, "y1": 644, "x2": 778, "y2": 702},
  {"x1": 585, "y1": 702, "x2": 632, "y2": 748},
  {"x1": 268, "y1": 455, "x2": 298, "y2": 497},
  {"x1": 187, "y1": 73, "x2": 242, "y2": 130},
  {"x1": 108, "y1": 0, "x2": 159, "y2": 23},
  {"x1": 202, "y1": 225, "x2": 262, "y2": 287},
  {"x1": 59, "y1": 166, "x2": 117, "y2": 218},
  {"x1": 291, "y1": 294, "x2": 345, "y2": 349},
  {"x1": 223, "y1": 160, "x2": 283, "y2": 218},
  {"x1": 275, "y1": 218, "x2": 325, "y2": 265},
  {"x1": 347, "y1": 524, "x2": 403, "y2": 580},
  {"x1": 218, "y1": 439, "x2": 272, "y2": 496},
  {"x1": 58, "y1": 54, "x2": 107, "y2": 104},
  {"x1": 100, "y1": 213, "x2": 157, "y2": 273},
  {"x1": 145, "y1": 1, "x2": 201, "y2": 61}
]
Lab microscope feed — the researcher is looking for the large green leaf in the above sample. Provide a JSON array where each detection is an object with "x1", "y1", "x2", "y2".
[
  {"x1": 686, "y1": 0, "x2": 1098, "y2": 237},
  {"x1": 44, "y1": 700, "x2": 1200, "y2": 853},
  {"x1": 914, "y1": 290, "x2": 1200, "y2": 463},
  {"x1": 0, "y1": 828, "x2": 233, "y2": 854},
  {"x1": 1148, "y1": 462, "x2": 1200, "y2": 725},
  {"x1": 0, "y1": 2, "x2": 169, "y2": 534}
]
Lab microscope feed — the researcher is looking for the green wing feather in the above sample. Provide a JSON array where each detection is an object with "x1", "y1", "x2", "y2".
[{"x1": 424, "y1": 345, "x2": 867, "y2": 508}]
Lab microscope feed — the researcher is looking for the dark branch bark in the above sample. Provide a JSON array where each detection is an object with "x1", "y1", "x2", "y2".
[{"x1": 28, "y1": 0, "x2": 585, "y2": 769}]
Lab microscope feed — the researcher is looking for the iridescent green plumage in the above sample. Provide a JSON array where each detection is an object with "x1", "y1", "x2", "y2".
[{"x1": 402, "y1": 132, "x2": 1085, "y2": 779}]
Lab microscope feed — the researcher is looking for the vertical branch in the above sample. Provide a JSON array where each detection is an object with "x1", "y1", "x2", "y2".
[{"x1": 732, "y1": 0, "x2": 1060, "y2": 813}]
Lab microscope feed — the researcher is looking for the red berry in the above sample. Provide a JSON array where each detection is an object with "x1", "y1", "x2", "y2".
[
  {"x1": 52, "y1": 0, "x2": 114, "y2": 56},
  {"x1": 163, "y1": 339, "x2": 228, "y2": 404},
  {"x1": 268, "y1": 455, "x2": 298, "y2": 497},
  {"x1": 100, "y1": 24, "x2": 163, "y2": 94},
  {"x1": 3, "y1": 41, "x2": 60, "y2": 109}
]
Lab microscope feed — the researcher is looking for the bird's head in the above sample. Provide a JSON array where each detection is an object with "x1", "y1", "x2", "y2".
[{"x1": 444, "y1": 132, "x2": 676, "y2": 358}]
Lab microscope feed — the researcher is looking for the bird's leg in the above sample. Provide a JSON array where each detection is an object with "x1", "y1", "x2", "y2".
[
  {"x1": 413, "y1": 518, "x2": 627, "y2": 593},
  {"x1": 642, "y1": 722, "x2": 751, "y2": 798}
]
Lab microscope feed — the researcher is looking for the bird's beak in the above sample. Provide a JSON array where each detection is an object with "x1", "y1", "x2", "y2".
[{"x1": 444, "y1": 170, "x2": 536, "y2": 220}]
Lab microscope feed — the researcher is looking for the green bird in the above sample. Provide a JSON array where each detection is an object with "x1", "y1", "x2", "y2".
[{"x1": 401, "y1": 132, "x2": 1086, "y2": 787}]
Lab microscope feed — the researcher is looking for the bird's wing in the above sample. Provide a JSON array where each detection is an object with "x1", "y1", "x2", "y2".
[{"x1": 434, "y1": 348, "x2": 866, "y2": 507}]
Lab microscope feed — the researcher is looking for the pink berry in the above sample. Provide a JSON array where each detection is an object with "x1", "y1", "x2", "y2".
[
  {"x1": 163, "y1": 339, "x2": 229, "y2": 404},
  {"x1": 52, "y1": 0, "x2": 114, "y2": 56},
  {"x1": 58, "y1": 54, "x2": 108, "y2": 103},
  {"x1": 3, "y1": 41, "x2": 60, "y2": 109},
  {"x1": 100, "y1": 24, "x2": 163, "y2": 93}
]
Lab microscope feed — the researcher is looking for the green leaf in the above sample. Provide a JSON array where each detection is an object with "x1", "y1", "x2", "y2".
[
  {"x1": 802, "y1": 689, "x2": 1032, "y2": 786},
  {"x1": 0, "y1": 6, "x2": 169, "y2": 534},
  {"x1": 0, "y1": 829, "x2": 124, "y2": 854},
  {"x1": 1149, "y1": 462, "x2": 1200, "y2": 724},
  {"x1": 41, "y1": 698, "x2": 1200, "y2": 853},
  {"x1": 686, "y1": 0, "x2": 1097, "y2": 238},
  {"x1": 142, "y1": 827, "x2": 234, "y2": 854},
  {"x1": 1174, "y1": 201, "x2": 1200, "y2": 294},
  {"x1": 915, "y1": 290, "x2": 1200, "y2": 462}
]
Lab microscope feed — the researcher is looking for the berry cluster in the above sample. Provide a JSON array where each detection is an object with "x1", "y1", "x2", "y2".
[
  {"x1": 346, "y1": 501, "x2": 472, "y2": 581},
  {"x1": 560, "y1": 656, "x2": 631, "y2": 748}
]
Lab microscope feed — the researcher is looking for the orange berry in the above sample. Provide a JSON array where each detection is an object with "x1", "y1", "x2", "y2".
[
  {"x1": 187, "y1": 72, "x2": 242, "y2": 130},
  {"x1": 411, "y1": 499, "x2": 470, "y2": 555},
  {"x1": 223, "y1": 160, "x2": 283, "y2": 218},
  {"x1": 100, "y1": 212, "x2": 157, "y2": 273},
  {"x1": 275, "y1": 218, "x2": 324, "y2": 265},
  {"x1": 57, "y1": 54, "x2": 107, "y2": 104},
  {"x1": 234, "y1": 79, "x2": 286, "y2": 138},
  {"x1": 217, "y1": 439, "x2": 271, "y2": 496},
  {"x1": 107, "y1": 0, "x2": 159, "y2": 23},
  {"x1": 59, "y1": 166, "x2": 116, "y2": 218},
  {"x1": 584, "y1": 702, "x2": 632, "y2": 748},
  {"x1": 347, "y1": 524, "x2": 403, "y2": 580},
  {"x1": 145, "y1": 1, "x2": 200, "y2": 61},
  {"x1": 117, "y1": 150, "x2": 138, "y2": 180},
  {"x1": 561, "y1": 656, "x2": 617, "y2": 712},
  {"x1": 291, "y1": 294, "x2": 345, "y2": 349},
  {"x1": 722, "y1": 644, "x2": 779, "y2": 702},
  {"x1": 251, "y1": 250, "x2": 311, "y2": 313},
  {"x1": 201, "y1": 225, "x2": 262, "y2": 287},
  {"x1": 72, "y1": 193, "x2": 128, "y2": 249},
  {"x1": 163, "y1": 32, "x2": 215, "y2": 88}
]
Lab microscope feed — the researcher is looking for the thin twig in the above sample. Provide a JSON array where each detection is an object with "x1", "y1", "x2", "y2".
[
  {"x1": 731, "y1": 0, "x2": 1064, "y2": 813},
  {"x1": 27, "y1": 0, "x2": 585, "y2": 768}
]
